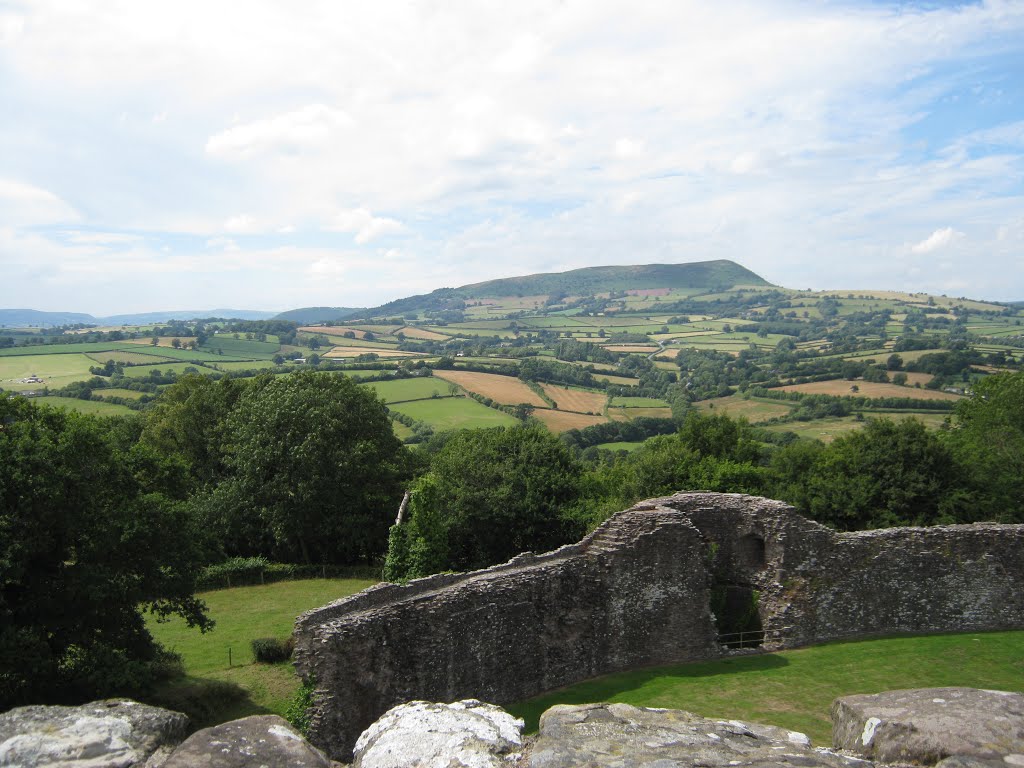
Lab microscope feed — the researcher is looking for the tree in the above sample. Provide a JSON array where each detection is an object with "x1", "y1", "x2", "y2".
[
  {"x1": 0, "y1": 397, "x2": 210, "y2": 708},
  {"x1": 205, "y1": 372, "x2": 410, "y2": 564},
  {"x1": 385, "y1": 426, "x2": 582, "y2": 579},
  {"x1": 171, "y1": 337, "x2": 181, "y2": 349},
  {"x1": 945, "y1": 371, "x2": 1024, "y2": 522}
]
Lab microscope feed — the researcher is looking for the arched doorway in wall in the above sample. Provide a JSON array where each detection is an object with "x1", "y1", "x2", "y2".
[{"x1": 710, "y1": 533, "x2": 766, "y2": 648}]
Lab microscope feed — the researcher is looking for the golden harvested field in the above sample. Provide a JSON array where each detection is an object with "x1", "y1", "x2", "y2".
[
  {"x1": 532, "y1": 409, "x2": 608, "y2": 432},
  {"x1": 593, "y1": 374, "x2": 640, "y2": 387},
  {"x1": 607, "y1": 407, "x2": 673, "y2": 421},
  {"x1": 540, "y1": 383, "x2": 606, "y2": 414},
  {"x1": 896, "y1": 372, "x2": 935, "y2": 386},
  {"x1": 398, "y1": 326, "x2": 451, "y2": 341},
  {"x1": 432, "y1": 369, "x2": 547, "y2": 406},
  {"x1": 777, "y1": 380, "x2": 962, "y2": 401},
  {"x1": 323, "y1": 347, "x2": 421, "y2": 358},
  {"x1": 86, "y1": 350, "x2": 171, "y2": 365},
  {"x1": 299, "y1": 326, "x2": 370, "y2": 339}
]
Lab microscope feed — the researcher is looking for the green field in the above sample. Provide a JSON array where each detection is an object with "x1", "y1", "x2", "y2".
[
  {"x1": 147, "y1": 578, "x2": 376, "y2": 723},
  {"x1": 96, "y1": 387, "x2": 148, "y2": 400},
  {"x1": 610, "y1": 396, "x2": 670, "y2": 408},
  {"x1": 508, "y1": 631, "x2": 1024, "y2": 745},
  {"x1": 696, "y1": 395, "x2": 794, "y2": 423},
  {"x1": 0, "y1": 353, "x2": 96, "y2": 391},
  {"x1": 120, "y1": 362, "x2": 221, "y2": 378},
  {"x1": 388, "y1": 396, "x2": 519, "y2": 431},
  {"x1": 29, "y1": 396, "x2": 135, "y2": 415},
  {"x1": 594, "y1": 440, "x2": 645, "y2": 452},
  {"x1": 199, "y1": 336, "x2": 281, "y2": 358},
  {"x1": 362, "y1": 376, "x2": 453, "y2": 403}
]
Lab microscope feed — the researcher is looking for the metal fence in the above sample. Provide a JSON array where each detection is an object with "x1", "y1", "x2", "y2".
[{"x1": 717, "y1": 626, "x2": 791, "y2": 649}]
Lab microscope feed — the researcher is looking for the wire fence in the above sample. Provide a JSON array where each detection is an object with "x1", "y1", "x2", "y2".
[{"x1": 717, "y1": 626, "x2": 791, "y2": 649}]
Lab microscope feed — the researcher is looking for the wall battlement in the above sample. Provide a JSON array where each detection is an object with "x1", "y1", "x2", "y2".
[{"x1": 293, "y1": 492, "x2": 1024, "y2": 760}]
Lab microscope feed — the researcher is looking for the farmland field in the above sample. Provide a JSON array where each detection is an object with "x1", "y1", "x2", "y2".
[
  {"x1": 611, "y1": 396, "x2": 670, "y2": 408},
  {"x1": 96, "y1": 388, "x2": 148, "y2": 400},
  {"x1": 85, "y1": 350, "x2": 174, "y2": 365},
  {"x1": 324, "y1": 346, "x2": 421, "y2": 358},
  {"x1": 361, "y1": 376, "x2": 452, "y2": 403},
  {"x1": 594, "y1": 440, "x2": 645, "y2": 452},
  {"x1": 125, "y1": 336, "x2": 197, "y2": 348},
  {"x1": 120, "y1": 362, "x2": 221, "y2": 378},
  {"x1": 0, "y1": 353, "x2": 95, "y2": 391},
  {"x1": 607, "y1": 406, "x2": 673, "y2": 420},
  {"x1": 29, "y1": 396, "x2": 135, "y2": 416},
  {"x1": 777, "y1": 380, "x2": 962, "y2": 401},
  {"x1": 432, "y1": 369, "x2": 548, "y2": 407},
  {"x1": 388, "y1": 396, "x2": 519, "y2": 431},
  {"x1": 695, "y1": 396, "x2": 793, "y2": 422},
  {"x1": 592, "y1": 373, "x2": 640, "y2": 387},
  {"x1": 532, "y1": 409, "x2": 607, "y2": 432},
  {"x1": 539, "y1": 383, "x2": 606, "y2": 414},
  {"x1": 397, "y1": 326, "x2": 451, "y2": 341}
]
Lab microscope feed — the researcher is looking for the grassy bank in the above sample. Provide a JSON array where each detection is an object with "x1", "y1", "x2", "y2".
[
  {"x1": 145, "y1": 577, "x2": 375, "y2": 725},
  {"x1": 507, "y1": 630, "x2": 1024, "y2": 745}
]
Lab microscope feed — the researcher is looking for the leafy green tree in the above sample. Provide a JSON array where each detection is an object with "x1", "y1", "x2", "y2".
[
  {"x1": 787, "y1": 418, "x2": 966, "y2": 530},
  {"x1": 945, "y1": 371, "x2": 1024, "y2": 522},
  {"x1": 385, "y1": 426, "x2": 583, "y2": 579},
  {"x1": 205, "y1": 372, "x2": 410, "y2": 564},
  {"x1": 0, "y1": 397, "x2": 210, "y2": 708}
]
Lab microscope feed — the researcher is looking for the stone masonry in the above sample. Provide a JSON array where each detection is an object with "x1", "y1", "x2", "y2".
[{"x1": 292, "y1": 492, "x2": 1024, "y2": 760}]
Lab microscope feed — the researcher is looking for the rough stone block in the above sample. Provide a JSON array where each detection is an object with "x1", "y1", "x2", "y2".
[
  {"x1": 528, "y1": 702, "x2": 864, "y2": 768},
  {"x1": 162, "y1": 715, "x2": 330, "y2": 768},
  {"x1": 353, "y1": 699, "x2": 523, "y2": 768},
  {"x1": 831, "y1": 687, "x2": 1024, "y2": 763},
  {"x1": 0, "y1": 698, "x2": 189, "y2": 768}
]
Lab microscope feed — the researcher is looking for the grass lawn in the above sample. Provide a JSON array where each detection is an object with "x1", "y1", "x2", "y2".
[
  {"x1": 147, "y1": 578, "x2": 375, "y2": 724},
  {"x1": 508, "y1": 631, "x2": 1024, "y2": 746},
  {"x1": 0, "y1": 352, "x2": 96, "y2": 391}
]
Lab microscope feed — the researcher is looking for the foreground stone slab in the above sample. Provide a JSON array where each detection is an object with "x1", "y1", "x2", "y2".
[
  {"x1": 831, "y1": 687, "x2": 1024, "y2": 763},
  {"x1": 529, "y1": 702, "x2": 865, "y2": 768},
  {"x1": 0, "y1": 698, "x2": 189, "y2": 768},
  {"x1": 353, "y1": 699, "x2": 524, "y2": 768},
  {"x1": 163, "y1": 715, "x2": 330, "y2": 768}
]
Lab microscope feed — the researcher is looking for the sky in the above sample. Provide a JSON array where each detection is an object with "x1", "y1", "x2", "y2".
[{"x1": 1, "y1": 1, "x2": 1023, "y2": 315}]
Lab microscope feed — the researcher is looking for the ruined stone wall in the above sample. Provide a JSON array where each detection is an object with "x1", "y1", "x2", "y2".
[{"x1": 293, "y1": 492, "x2": 1024, "y2": 760}]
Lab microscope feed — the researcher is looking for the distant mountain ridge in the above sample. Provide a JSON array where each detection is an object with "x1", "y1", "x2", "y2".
[
  {"x1": 272, "y1": 307, "x2": 366, "y2": 324},
  {"x1": 354, "y1": 259, "x2": 771, "y2": 319},
  {"x1": 0, "y1": 308, "x2": 277, "y2": 328}
]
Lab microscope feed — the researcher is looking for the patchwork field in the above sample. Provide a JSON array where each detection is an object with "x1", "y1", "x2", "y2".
[
  {"x1": 432, "y1": 370, "x2": 548, "y2": 407},
  {"x1": 388, "y1": 396, "x2": 519, "y2": 431},
  {"x1": 695, "y1": 396, "x2": 794, "y2": 423},
  {"x1": 540, "y1": 383, "x2": 607, "y2": 414},
  {"x1": 28, "y1": 396, "x2": 135, "y2": 416},
  {"x1": 125, "y1": 336, "x2": 197, "y2": 348},
  {"x1": 592, "y1": 373, "x2": 640, "y2": 387},
  {"x1": 324, "y1": 346, "x2": 421, "y2": 358},
  {"x1": 611, "y1": 396, "x2": 670, "y2": 408},
  {"x1": 608, "y1": 407, "x2": 673, "y2": 420},
  {"x1": 532, "y1": 409, "x2": 608, "y2": 432},
  {"x1": 0, "y1": 353, "x2": 96, "y2": 392},
  {"x1": 361, "y1": 376, "x2": 453, "y2": 403},
  {"x1": 120, "y1": 362, "x2": 221, "y2": 378},
  {"x1": 397, "y1": 326, "x2": 451, "y2": 341},
  {"x1": 96, "y1": 388, "x2": 148, "y2": 400},
  {"x1": 777, "y1": 380, "x2": 963, "y2": 401},
  {"x1": 85, "y1": 350, "x2": 174, "y2": 365}
]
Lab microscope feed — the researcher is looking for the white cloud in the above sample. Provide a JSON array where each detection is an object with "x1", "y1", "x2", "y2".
[
  {"x1": 0, "y1": 179, "x2": 80, "y2": 225},
  {"x1": 205, "y1": 236, "x2": 239, "y2": 252},
  {"x1": 326, "y1": 208, "x2": 405, "y2": 244},
  {"x1": 910, "y1": 226, "x2": 962, "y2": 254},
  {"x1": 206, "y1": 104, "x2": 353, "y2": 158},
  {"x1": 224, "y1": 214, "x2": 257, "y2": 233}
]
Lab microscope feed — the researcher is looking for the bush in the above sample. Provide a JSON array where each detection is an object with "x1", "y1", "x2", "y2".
[
  {"x1": 250, "y1": 637, "x2": 293, "y2": 664},
  {"x1": 285, "y1": 676, "x2": 317, "y2": 736}
]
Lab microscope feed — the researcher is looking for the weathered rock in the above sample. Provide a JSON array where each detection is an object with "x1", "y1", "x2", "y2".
[
  {"x1": 162, "y1": 715, "x2": 330, "y2": 768},
  {"x1": 831, "y1": 687, "x2": 1024, "y2": 763},
  {"x1": 528, "y1": 702, "x2": 866, "y2": 768},
  {"x1": 0, "y1": 698, "x2": 189, "y2": 768},
  {"x1": 353, "y1": 699, "x2": 523, "y2": 768}
]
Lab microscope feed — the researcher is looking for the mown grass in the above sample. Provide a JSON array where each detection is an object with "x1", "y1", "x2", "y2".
[
  {"x1": 146, "y1": 578, "x2": 375, "y2": 724},
  {"x1": 508, "y1": 631, "x2": 1024, "y2": 745},
  {"x1": 30, "y1": 396, "x2": 135, "y2": 415}
]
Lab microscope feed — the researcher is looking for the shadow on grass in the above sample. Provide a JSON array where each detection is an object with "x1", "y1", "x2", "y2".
[
  {"x1": 508, "y1": 651, "x2": 790, "y2": 732},
  {"x1": 143, "y1": 675, "x2": 274, "y2": 731}
]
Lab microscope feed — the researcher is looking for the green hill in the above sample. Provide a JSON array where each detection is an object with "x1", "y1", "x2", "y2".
[
  {"x1": 273, "y1": 307, "x2": 366, "y2": 323},
  {"x1": 353, "y1": 260, "x2": 770, "y2": 318},
  {"x1": 459, "y1": 260, "x2": 771, "y2": 298}
]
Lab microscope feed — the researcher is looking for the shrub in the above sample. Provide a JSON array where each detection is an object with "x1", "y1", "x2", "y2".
[
  {"x1": 250, "y1": 637, "x2": 293, "y2": 664},
  {"x1": 285, "y1": 676, "x2": 317, "y2": 736}
]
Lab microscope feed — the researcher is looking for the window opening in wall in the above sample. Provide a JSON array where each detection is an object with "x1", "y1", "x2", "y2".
[
  {"x1": 710, "y1": 583, "x2": 763, "y2": 649},
  {"x1": 737, "y1": 534, "x2": 766, "y2": 570}
]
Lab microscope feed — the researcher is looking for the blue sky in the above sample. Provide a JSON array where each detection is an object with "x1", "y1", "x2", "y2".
[{"x1": 1, "y1": 0, "x2": 1022, "y2": 314}]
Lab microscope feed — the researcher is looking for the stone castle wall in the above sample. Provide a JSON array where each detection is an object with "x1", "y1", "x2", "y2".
[{"x1": 292, "y1": 492, "x2": 1024, "y2": 760}]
